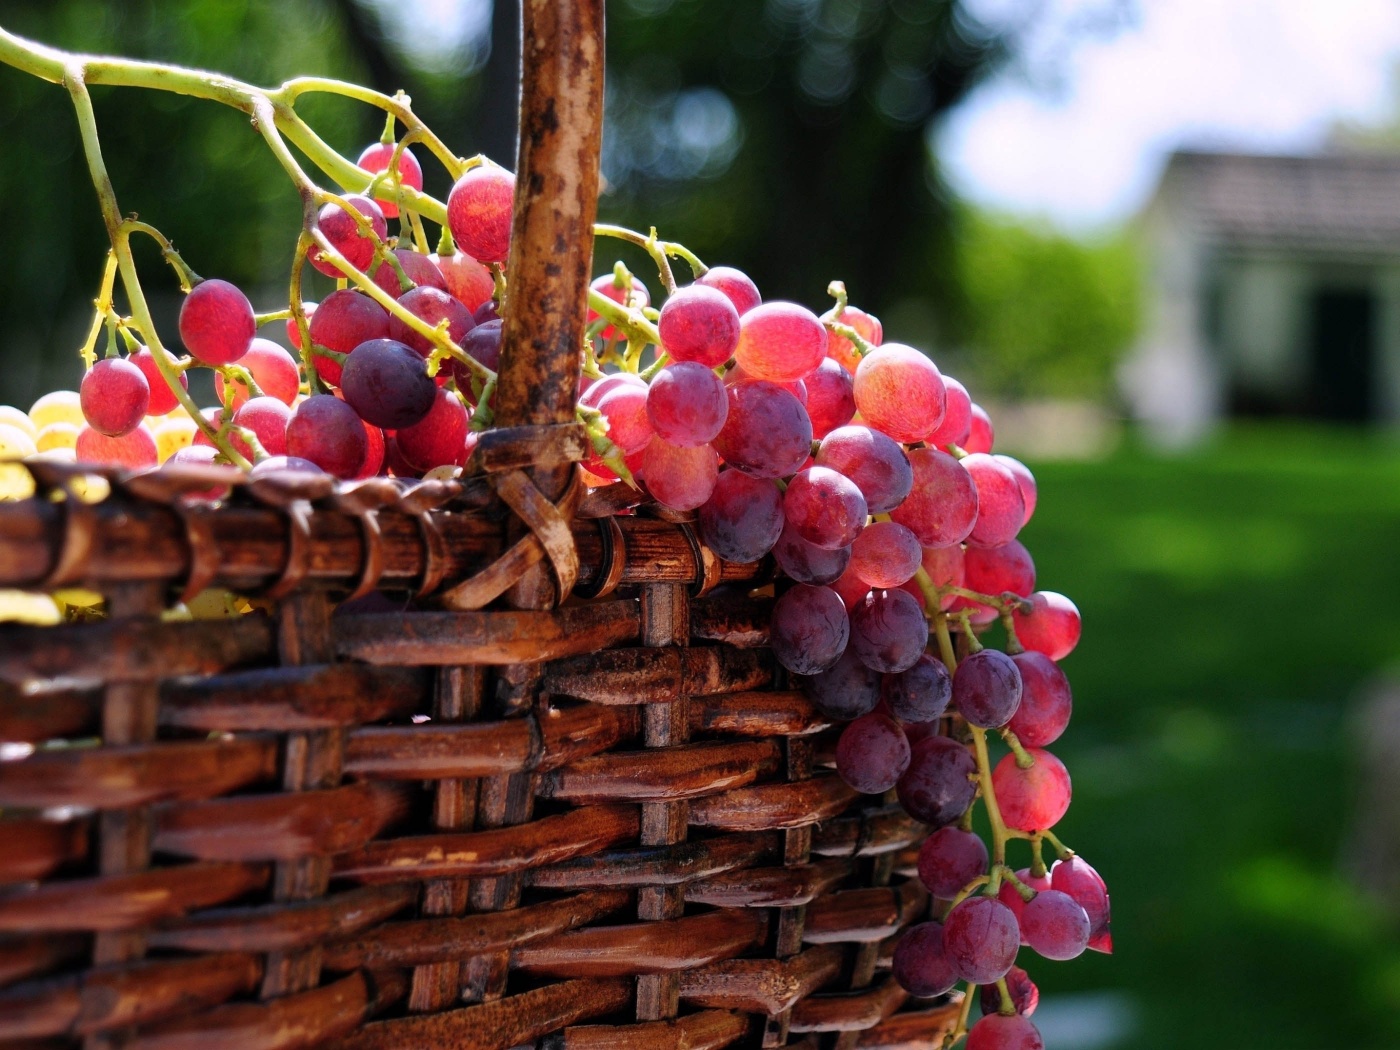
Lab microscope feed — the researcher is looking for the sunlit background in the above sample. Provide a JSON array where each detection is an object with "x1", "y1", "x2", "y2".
[{"x1": 3, "y1": 1, "x2": 1400, "y2": 1046}]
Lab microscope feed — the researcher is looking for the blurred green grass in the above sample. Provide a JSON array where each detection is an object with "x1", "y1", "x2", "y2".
[{"x1": 1012, "y1": 424, "x2": 1400, "y2": 1049}]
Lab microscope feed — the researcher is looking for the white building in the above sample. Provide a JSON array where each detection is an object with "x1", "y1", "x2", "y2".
[{"x1": 1124, "y1": 150, "x2": 1400, "y2": 444}]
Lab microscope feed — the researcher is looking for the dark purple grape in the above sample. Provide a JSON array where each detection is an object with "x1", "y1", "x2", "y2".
[
  {"x1": 835, "y1": 713, "x2": 910, "y2": 794},
  {"x1": 942, "y1": 895, "x2": 1020, "y2": 983},
  {"x1": 784, "y1": 465, "x2": 867, "y2": 550},
  {"x1": 966, "y1": 1013, "x2": 1043, "y2": 1050},
  {"x1": 952, "y1": 649, "x2": 1023, "y2": 729},
  {"x1": 712, "y1": 380, "x2": 812, "y2": 479},
  {"x1": 770, "y1": 584, "x2": 849, "y2": 675},
  {"x1": 814, "y1": 424, "x2": 913, "y2": 514},
  {"x1": 849, "y1": 588, "x2": 928, "y2": 673},
  {"x1": 882, "y1": 653, "x2": 952, "y2": 724},
  {"x1": 979, "y1": 965, "x2": 1039, "y2": 1017},
  {"x1": 1007, "y1": 651, "x2": 1072, "y2": 747},
  {"x1": 698, "y1": 470, "x2": 785, "y2": 563},
  {"x1": 896, "y1": 735, "x2": 977, "y2": 827},
  {"x1": 1022, "y1": 888, "x2": 1090, "y2": 960},
  {"x1": 340, "y1": 338, "x2": 436, "y2": 429},
  {"x1": 799, "y1": 647, "x2": 880, "y2": 720},
  {"x1": 917, "y1": 826, "x2": 988, "y2": 898},
  {"x1": 892, "y1": 921, "x2": 959, "y2": 997},
  {"x1": 773, "y1": 522, "x2": 851, "y2": 585}
]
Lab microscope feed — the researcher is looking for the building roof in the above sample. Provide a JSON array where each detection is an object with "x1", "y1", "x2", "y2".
[{"x1": 1153, "y1": 149, "x2": 1400, "y2": 256}]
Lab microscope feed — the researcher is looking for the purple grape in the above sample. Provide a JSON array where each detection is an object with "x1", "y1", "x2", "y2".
[
  {"x1": 698, "y1": 470, "x2": 785, "y2": 563},
  {"x1": 835, "y1": 713, "x2": 911, "y2": 794},
  {"x1": 712, "y1": 380, "x2": 812, "y2": 479},
  {"x1": 942, "y1": 895, "x2": 1020, "y2": 983},
  {"x1": 952, "y1": 649, "x2": 1023, "y2": 729},
  {"x1": 917, "y1": 826, "x2": 989, "y2": 898},
  {"x1": 849, "y1": 588, "x2": 928, "y2": 673},
  {"x1": 1021, "y1": 888, "x2": 1090, "y2": 960},
  {"x1": 1007, "y1": 651, "x2": 1072, "y2": 747},
  {"x1": 799, "y1": 646, "x2": 880, "y2": 720},
  {"x1": 814, "y1": 424, "x2": 913, "y2": 514},
  {"x1": 892, "y1": 921, "x2": 959, "y2": 997},
  {"x1": 850, "y1": 520, "x2": 922, "y2": 588},
  {"x1": 646, "y1": 361, "x2": 729, "y2": 446},
  {"x1": 769, "y1": 584, "x2": 849, "y2": 675},
  {"x1": 340, "y1": 338, "x2": 436, "y2": 429},
  {"x1": 1050, "y1": 856, "x2": 1112, "y2": 953},
  {"x1": 804, "y1": 357, "x2": 856, "y2": 439},
  {"x1": 772, "y1": 522, "x2": 851, "y2": 585},
  {"x1": 784, "y1": 465, "x2": 868, "y2": 550},
  {"x1": 896, "y1": 735, "x2": 977, "y2": 827},
  {"x1": 881, "y1": 653, "x2": 952, "y2": 724}
]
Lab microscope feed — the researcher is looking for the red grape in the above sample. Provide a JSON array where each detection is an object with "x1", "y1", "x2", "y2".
[
  {"x1": 853, "y1": 343, "x2": 945, "y2": 442},
  {"x1": 80, "y1": 358, "x2": 149, "y2": 436},
  {"x1": 179, "y1": 279, "x2": 254, "y2": 366},
  {"x1": 389, "y1": 285, "x2": 477, "y2": 361},
  {"x1": 815, "y1": 424, "x2": 912, "y2": 514},
  {"x1": 446, "y1": 165, "x2": 515, "y2": 263},
  {"x1": 850, "y1": 587, "x2": 927, "y2": 673},
  {"x1": 129, "y1": 347, "x2": 187, "y2": 416},
  {"x1": 353, "y1": 421, "x2": 386, "y2": 480},
  {"x1": 804, "y1": 358, "x2": 856, "y2": 439},
  {"x1": 825, "y1": 303, "x2": 882, "y2": 375},
  {"x1": 996, "y1": 867, "x2": 1053, "y2": 936},
  {"x1": 734, "y1": 301, "x2": 827, "y2": 383},
  {"x1": 383, "y1": 435, "x2": 421, "y2": 479},
  {"x1": 926, "y1": 375, "x2": 972, "y2": 447},
  {"x1": 993, "y1": 748, "x2": 1071, "y2": 832},
  {"x1": 646, "y1": 362, "x2": 728, "y2": 446},
  {"x1": 712, "y1": 380, "x2": 812, "y2": 479},
  {"x1": 966, "y1": 403, "x2": 994, "y2": 453},
  {"x1": 892, "y1": 921, "x2": 958, "y2": 997},
  {"x1": 595, "y1": 382, "x2": 654, "y2": 455},
  {"x1": 286, "y1": 395, "x2": 368, "y2": 479},
  {"x1": 588, "y1": 273, "x2": 650, "y2": 341},
  {"x1": 963, "y1": 453, "x2": 1026, "y2": 549},
  {"x1": 918, "y1": 826, "x2": 989, "y2": 898},
  {"x1": 943, "y1": 894, "x2": 1020, "y2": 984},
  {"x1": 397, "y1": 387, "x2": 468, "y2": 470},
  {"x1": 850, "y1": 520, "x2": 921, "y2": 588},
  {"x1": 960, "y1": 540, "x2": 1035, "y2": 624},
  {"x1": 835, "y1": 712, "x2": 911, "y2": 793},
  {"x1": 215, "y1": 338, "x2": 301, "y2": 409},
  {"x1": 966, "y1": 1014, "x2": 1043, "y2": 1050},
  {"x1": 800, "y1": 646, "x2": 880, "y2": 720},
  {"x1": 995, "y1": 454, "x2": 1037, "y2": 527},
  {"x1": 432, "y1": 250, "x2": 496, "y2": 312},
  {"x1": 980, "y1": 966, "x2": 1039, "y2": 1017},
  {"x1": 769, "y1": 583, "x2": 850, "y2": 675},
  {"x1": 889, "y1": 448, "x2": 977, "y2": 548},
  {"x1": 1011, "y1": 591, "x2": 1081, "y2": 661},
  {"x1": 356, "y1": 141, "x2": 424, "y2": 219},
  {"x1": 723, "y1": 362, "x2": 808, "y2": 405},
  {"x1": 784, "y1": 466, "x2": 867, "y2": 550},
  {"x1": 230, "y1": 395, "x2": 290, "y2": 458},
  {"x1": 309, "y1": 194, "x2": 387, "y2": 277},
  {"x1": 579, "y1": 370, "x2": 646, "y2": 409},
  {"x1": 341, "y1": 338, "x2": 436, "y2": 429},
  {"x1": 695, "y1": 265, "x2": 761, "y2": 316},
  {"x1": 1007, "y1": 651, "x2": 1072, "y2": 747},
  {"x1": 697, "y1": 469, "x2": 784, "y2": 563},
  {"x1": 657, "y1": 284, "x2": 740, "y2": 367},
  {"x1": 896, "y1": 734, "x2": 976, "y2": 827},
  {"x1": 308, "y1": 290, "x2": 391, "y2": 387},
  {"x1": 1050, "y1": 856, "x2": 1112, "y2": 953},
  {"x1": 371, "y1": 247, "x2": 447, "y2": 299},
  {"x1": 953, "y1": 648, "x2": 1023, "y2": 728},
  {"x1": 1022, "y1": 888, "x2": 1090, "y2": 960},
  {"x1": 75, "y1": 423, "x2": 157, "y2": 469},
  {"x1": 642, "y1": 438, "x2": 718, "y2": 511},
  {"x1": 773, "y1": 522, "x2": 850, "y2": 585},
  {"x1": 882, "y1": 653, "x2": 952, "y2": 723}
]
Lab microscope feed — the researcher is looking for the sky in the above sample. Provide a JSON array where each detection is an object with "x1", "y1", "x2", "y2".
[{"x1": 939, "y1": 0, "x2": 1400, "y2": 230}]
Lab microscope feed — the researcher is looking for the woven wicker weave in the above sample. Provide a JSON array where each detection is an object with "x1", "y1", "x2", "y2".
[{"x1": 0, "y1": 3, "x2": 958, "y2": 1047}]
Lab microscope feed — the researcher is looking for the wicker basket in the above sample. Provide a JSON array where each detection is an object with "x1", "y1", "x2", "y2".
[{"x1": 0, "y1": 3, "x2": 958, "y2": 1047}]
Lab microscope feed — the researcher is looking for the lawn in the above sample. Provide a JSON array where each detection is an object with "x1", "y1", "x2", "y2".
[{"x1": 1011, "y1": 424, "x2": 1400, "y2": 1049}]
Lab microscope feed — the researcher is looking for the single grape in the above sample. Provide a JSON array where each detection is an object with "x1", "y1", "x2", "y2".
[
  {"x1": 75, "y1": 424, "x2": 158, "y2": 469},
  {"x1": 853, "y1": 343, "x2": 945, "y2": 442},
  {"x1": 588, "y1": 273, "x2": 650, "y2": 341},
  {"x1": 446, "y1": 164, "x2": 515, "y2": 263},
  {"x1": 286, "y1": 395, "x2": 368, "y2": 479},
  {"x1": 657, "y1": 284, "x2": 740, "y2": 367},
  {"x1": 432, "y1": 250, "x2": 496, "y2": 312},
  {"x1": 917, "y1": 826, "x2": 989, "y2": 898},
  {"x1": 953, "y1": 648, "x2": 1023, "y2": 729},
  {"x1": 215, "y1": 338, "x2": 301, "y2": 409},
  {"x1": 371, "y1": 247, "x2": 447, "y2": 299},
  {"x1": 1011, "y1": 591, "x2": 1082, "y2": 661},
  {"x1": 230, "y1": 396, "x2": 291, "y2": 459},
  {"x1": 80, "y1": 358, "x2": 149, "y2": 437},
  {"x1": 959, "y1": 540, "x2": 1035, "y2": 624},
  {"x1": 646, "y1": 362, "x2": 728, "y2": 446},
  {"x1": 389, "y1": 285, "x2": 477, "y2": 360},
  {"x1": 966, "y1": 1013, "x2": 1044, "y2": 1050},
  {"x1": 892, "y1": 921, "x2": 959, "y2": 997},
  {"x1": 850, "y1": 520, "x2": 921, "y2": 588},
  {"x1": 995, "y1": 454, "x2": 1037, "y2": 527},
  {"x1": 889, "y1": 448, "x2": 977, "y2": 548},
  {"x1": 963, "y1": 453, "x2": 1026, "y2": 549},
  {"x1": 457, "y1": 318, "x2": 503, "y2": 377},
  {"x1": 896, "y1": 735, "x2": 977, "y2": 827},
  {"x1": 980, "y1": 965, "x2": 1039, "y2": 1017},
  {"x1": 397, "y1": 387, "x2": 468, "y2": 470},
  {"x1": 1021, "y1": 888, "x2": 1090, "y2": 961},
  {"x1": 307, "y1": 290, "x2": 391, "y2": 387},
  {"x1": 966, "y1": 403, "x2": 994, "y2": 453},
  {"x1": 849, "y1": 587, "x2": 927, "y2": 673},
  {"x1": 1007, "y1": 651, "x2": 1072, "y2": 747},
  {"x1": 993, "y1": 748, "x2": 1071, "y2": 832},
  {"x1": 784, "y1": 466, "x2": 867, "y2": 550},
  {"x1": 835, "y1": 713, "x2": 910, "y2": 794},
  {"x1": 804, "y1": 358, "x2": 856, "y2": 439},
  {"x1": 642, "y1": 438, "x2": 718, "y2": 511},
  {"x1": 769, "y1": 583, "x2": 849, "y2": 675},
  {"x1": 772, "y1": 522, "x2": 850, "y2": 585},
  {"x1": 882, "y1": 653, "x2": 952, "y2": 724},
  {"x1": 697, "y1": 469, "x2": 785, "y2": 563},
  {"x1": 179, "y1": 279, "x2": 255, "y2": 366},
  {"x1": 943, "y1": 895, "x2": 1020, "y2": 984},
  {"x1": 129, "y1": 347, "x2": 188, "y2": 416},
  {"x1": 799, "y1": 646, "x2": 880, "y2": 720},
  {"x1": 353, "y1": 421, "x2": 387, "y2": 480},
  {"x1": 356, "y1": 141, "x2": 424, "y2": 219},
  {"x1": 309, "y1": 194, "x2": 387, "y2": 277},
  {"x1": 815, "y1": 425, "x2": 912, "y2": 514},
  {"x1": 473, "y1": 299, "x2": 500, "y2": 325},
  {"x1": 926, "y1": 375, "x2": 972, "y2": 447},
  {"x1": 825, "y1": 303, "x2": 882, "y2": 375},
  {"x1": 733, "y1": 301, "x2": 827, "y2": 383},
  {"x1": 341, "y1": 338, "x2": 437, "y2": 429},
  {"x1": 1050, "y1": 856, "x2": 1112, "y2": 953},
  {"x1": 996, "y1": 868, "x2": 1053, "y2": 936},
  {"x1": 595, "y1": 382, "x2": 654, "y2": 455},
  {"x1": 579, "y1": 370, "x2": 646, "y2": 410},
  {"x1": 695, "y1": 265, "x2": 761, "y2": 316},
  {"x1": 831, "y1": 560, "x2": 872, "y2": 611},
  {"x1": 712, "y1": 380, "x2": 812, "y2": 479}
]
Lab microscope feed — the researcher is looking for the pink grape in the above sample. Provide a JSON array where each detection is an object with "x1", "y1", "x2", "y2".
[
  {"x1": 825, "y1": 303, "x2": 882, "y2": 375},
  {"x1": 712, "y1": 380, "x2": 812, "y2": 479},
  {"x1": 804, "y1": 358, "x2": 856, "y2": 439},
  {"x1": 853, "y1": 343, "x2": 945, "y2": 442},
  {"x1": 993, "y1": 748, "x2": 1071, "y2": 832},
  {"x1": 892, "y1": 921, "x2": 959, "y2": 997},
  {"x1": 918, "y1": 826, "x2": 989, "y2": 898},
  {"x1": 980, "y1": 966, "x2": 1039, "y2": 1017},
  {"x1": 997, "y1": 867, "x2": 1053, "y2": 937},
  {"x1": 953, "y1": 648, "x2": 1023, "y2": 728},
  {"x1": 389, "y1": 285, "x2": 476, "y2": 360},
  {"x1": 769, "y1": 583, "x2": 849, "y2": 675},
  {"x1": 341, "y1": 338, "x2": 436, "y2": 429},
  {"x1": 890, "y1": 448, "x2": 977, "y2": 548},
  {"x1": 646, "y1": 362, "x2": 728, "y2": 446},
  {"x1": 994, "y1": 454, "x2": 1037, "y2": 528},
  {"x1": 371, "y1": 247, "x2": 447, "y2": 299},
  {"x1": 1051, "y1": 856, "x2": 1112, "y2": 953},
  {"x1": 963, "y1": 453, "x2": 1026, "y2": 549},
  {"x1": 230, "y1": 396, "x2": 291, "y2": 459},
  {"x1": 815, "y1": 424, "x2": 912, "y2": 514},
  {"x1": 356, "y1": 141, "x2": 424, "y2": 219},
  {"x1": 579, "y1": 370, "x2": 646, "y2": 409},
  {"x1": 773, "y1": 522, "x2": 850, "y2": 585},
  {"x1": 960, "y1": 540, "x2": 1035, "y2": 624},
  {"x1": 81, "y1": 358, "x2": 149, "y2": 436},
  {"x1": 784, "y1": 466, "x2": 867, "y2": 550},
  {"x1": 397, "y1": 387, "x2": 468, "y2": 470},
  {"x1": 588, "y1": 273, "x2": 650, "y2": 341},
  {"x1": 432, "y1": 250, "x2": 496, "y2": 311},
  {"x1": 800, "y1": 646, "x2": 880, "y2": 720},
  {"x1": 835, "y1": 713, "x2": 911, "y2": 794},
  {"x1": 308, "y1": 290, "x2": 390, "y2": 387},
  {"x1": 831, "y1": 561, "x2": 872, "y2": 611},
  {"x1": 286, "y1": 395, "x2": 367, "y2": 479},
  {"x1": 896, "y1": 735, "x2": 976, "y2": 827},
  {"x1": 657, "y1": 284, "x2": 740, "y2": 367},
  {"x1": 882, "y1": 653, "x2": 952, "y2": 723},
  {"x1": 697, "y1": 469, "x2": 784, "y2": 563},
  {"x1": 595, "y1": 382, "x2": 654, "y2": 455},
  {"x1": 966, "y1": 403, "x2": 994, "y2": 453},
  {"x1": 179, "y1": 279, "x2": 254, "y2": 366},
  {"x1": 642, "y1": 439, "x2": 718, "y2": 511},
  {"x1": 967, "y1": 1014, "x2": 1043, "y2": 1050},
  {"x1": 733, "y1": 301, "x2": 827, "y2": 382},
  {"x1": 215, "y1": 338, "x2": 301, "y2": 409},
  {"x1": 850, "y1": 520, "x2": 921, "y2": 588},
  {"x1": 309, "y1": 194, "x2": 387, "y2": 277},
  {"x1": 1007, "y1": 651, "x2": 1072, "y2": 747},
  {"x1": 447, "y1": 164, "x2": 515, "y2": 263},
  {"x1": 926, "y1": 375, "x2": 972, "y2": 447},
  {"x1": 1022, "y1": 888, "x2": 1090, "y2": 960},
  {"x1": 129, "y1": 347, "x2": 187, "y2": 416},
  {"x1": 75, "y1": 424, "x2": 157, "y2": 469},
  {"x1": 943, "y1": 895, "x2": 1021, "y2": 984},
  {"x1": 695, "y1": 265, "x2": 761, "y2": 316},
  {"x1": 1011, "y1": 591, "x2": 1082, "y2": 661}
]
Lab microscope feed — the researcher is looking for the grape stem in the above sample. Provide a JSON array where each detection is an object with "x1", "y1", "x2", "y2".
[
  {"x1": 594, "y1": 222, "x2": 707, "y2": 284},
  {"x1": 999, "y1": 727, "x2": 1035, "y2": 769},
  {"x1": 942, "y1": 584, "x2": 1034, "y2": 616},
  {"x1": 995, "y1": 977, "x2": 1016, "y2": 1017},
  {"x1": 944, "y1": 985, "x2": 976, "y2": 1049}
]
